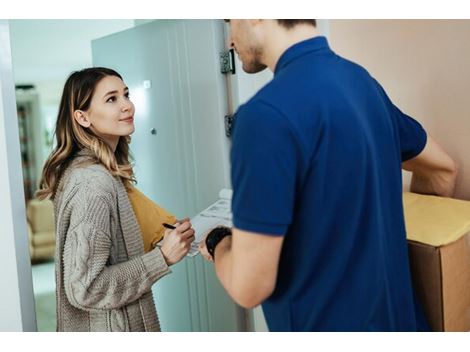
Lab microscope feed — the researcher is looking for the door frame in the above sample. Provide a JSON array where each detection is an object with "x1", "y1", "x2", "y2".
[{"x1": 0, "y1": 19, "x2": 37, "y2": 332}]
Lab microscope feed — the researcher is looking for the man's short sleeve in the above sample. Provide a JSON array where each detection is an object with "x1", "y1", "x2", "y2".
[
  {"x1": 375, "y1": 81, "x2": 427, "y2": 161},
  {"x1": 230, "y1": 101, "x2": 298, "y2": 236}
]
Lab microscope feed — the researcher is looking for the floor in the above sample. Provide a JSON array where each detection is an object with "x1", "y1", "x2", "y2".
[{"x1": 31, "y1": 260, "x2": 56, "y2": 332}]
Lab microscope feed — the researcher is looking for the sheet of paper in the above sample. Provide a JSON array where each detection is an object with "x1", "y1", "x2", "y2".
[
  {"x1": 187, "y1": 189, "x2": 233, "y2": 257},
  {"x1": 187, "y1": 214, "x2": 232, "y2": 256},
  {"x1": 200, "y1": 198, "x2": 232, "y2": 220}
]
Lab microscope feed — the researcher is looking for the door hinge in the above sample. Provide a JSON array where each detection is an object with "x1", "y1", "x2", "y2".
[
  {"x1": 220, "y1": 49, "x2": 236, "y2": 75},
  {"x1": 225, "y1": 113, "x2": 236, "y2": 137}
]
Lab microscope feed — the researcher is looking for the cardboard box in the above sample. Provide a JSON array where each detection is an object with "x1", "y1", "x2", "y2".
[{"x1": 404, "y1": 192, "x2": 470, "y2": 331}]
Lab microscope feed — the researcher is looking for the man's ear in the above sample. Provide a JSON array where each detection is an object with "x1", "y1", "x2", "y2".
[{"x1": 73, "y1": 110, "x2": 91, "y2": 128}]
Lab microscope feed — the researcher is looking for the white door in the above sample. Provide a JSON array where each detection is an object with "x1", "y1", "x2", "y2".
[{"x1": 92, "y1": 19, "x2": 245, "y2": 331}]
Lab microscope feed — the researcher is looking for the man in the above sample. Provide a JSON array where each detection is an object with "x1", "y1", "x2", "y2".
[{"x1": 199, "y1": 19, "x2": 457, "y2": 331}]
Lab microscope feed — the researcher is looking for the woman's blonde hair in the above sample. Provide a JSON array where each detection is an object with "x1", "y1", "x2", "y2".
[{"x1": 37, "y1": 67, "x2": 135, "y2": 200}]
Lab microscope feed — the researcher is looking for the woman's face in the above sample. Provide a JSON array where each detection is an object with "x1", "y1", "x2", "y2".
[{"x1": 83, "y1": 75, "x2": 135, "y2": 146}]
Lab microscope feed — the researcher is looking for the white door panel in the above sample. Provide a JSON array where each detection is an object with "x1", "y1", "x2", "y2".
[{"x1": 92, "y1": 19, "x2": 242, "y2": 332}]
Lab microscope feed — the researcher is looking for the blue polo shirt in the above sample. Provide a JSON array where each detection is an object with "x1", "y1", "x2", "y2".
[{"x1": 230, "y1": 36, "x2": 428, "y2": 331}]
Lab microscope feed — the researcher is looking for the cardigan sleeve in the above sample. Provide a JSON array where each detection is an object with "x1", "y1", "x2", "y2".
[{"x1": 62, "y1": 182, "x2": 171, "y2": 312}]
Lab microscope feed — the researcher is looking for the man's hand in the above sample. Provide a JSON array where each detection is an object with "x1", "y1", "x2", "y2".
[
  {"x1": 198, "y1": 233, "x2": 213, "y2": 262},
  {"x1": 199, "y1": 226, "x2": 284, "y2": 308},
  {"x1": 403, "y1": 134, "x2": 458, "y2": 197}
]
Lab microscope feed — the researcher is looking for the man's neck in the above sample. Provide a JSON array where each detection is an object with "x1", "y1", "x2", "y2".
[{"x1": 264, "y1": 25, "x2": 319, "y2": 72}]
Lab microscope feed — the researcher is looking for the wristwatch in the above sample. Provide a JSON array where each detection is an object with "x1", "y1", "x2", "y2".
[{"x1": 205, "y1": 226, "x2": 232, "y2": 260}]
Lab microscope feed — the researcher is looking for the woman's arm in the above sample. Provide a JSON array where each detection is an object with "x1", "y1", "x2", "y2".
[{"x1": 62, "y1": 185, "x2": 171, "y2": 312}]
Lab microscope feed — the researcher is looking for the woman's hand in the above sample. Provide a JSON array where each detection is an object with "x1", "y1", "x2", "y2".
[{"x1": 160, "y1": 221, "x2": 195, "y2": 265}]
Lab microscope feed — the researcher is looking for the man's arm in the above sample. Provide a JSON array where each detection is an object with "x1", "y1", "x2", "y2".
[
  {"x1": 402, "y1": 134, "x2": 458, "y2": 197},
  {"x1": 201, "y1": 228, "x2": 284, "y2": 308}
]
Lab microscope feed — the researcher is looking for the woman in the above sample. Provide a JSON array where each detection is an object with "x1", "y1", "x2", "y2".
[{"x1": 37, "y1": 67, "x2": 195, "y2": 332}]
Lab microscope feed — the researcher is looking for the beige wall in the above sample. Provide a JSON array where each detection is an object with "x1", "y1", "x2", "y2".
[{"x1": 329, "y1": 20, "x2": 470, "y2": 200}]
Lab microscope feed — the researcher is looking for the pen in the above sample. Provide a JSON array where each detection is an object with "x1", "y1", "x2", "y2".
[{"x1": 162, "y1": 223, "x2": 176, "y2": 230}]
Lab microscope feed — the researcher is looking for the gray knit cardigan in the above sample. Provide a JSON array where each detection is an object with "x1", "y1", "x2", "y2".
[{"x1": 53, "y1": 152, "x2": 171, "y2": 331}]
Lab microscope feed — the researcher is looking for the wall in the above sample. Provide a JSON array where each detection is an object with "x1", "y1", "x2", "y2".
[{"x1": 329, "y1": 20, "x2": 470, "y2": 200}]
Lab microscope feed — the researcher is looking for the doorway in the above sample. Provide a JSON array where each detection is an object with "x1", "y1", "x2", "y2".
[{"x1": 5, "y1": 19, "x2": 135, "y2": 331}]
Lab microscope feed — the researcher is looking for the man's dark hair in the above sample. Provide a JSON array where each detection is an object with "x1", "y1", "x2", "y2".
[{"x1": 277, "y1": 20, "x2": 316, "y2": 28}]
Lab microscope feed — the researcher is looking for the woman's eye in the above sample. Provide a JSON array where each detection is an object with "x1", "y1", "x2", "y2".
[
  {"x1": 125, "y1": 92, "x2": 131, "y2": 100},
  {"x1": 106, "y1": 96, "x2": 116, "y2": 103}
]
